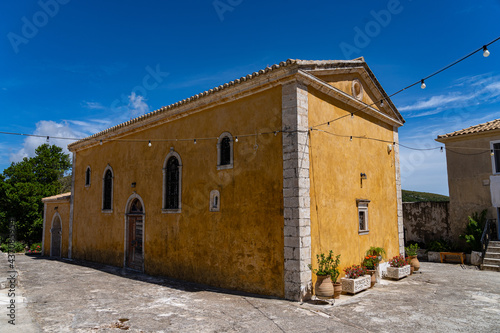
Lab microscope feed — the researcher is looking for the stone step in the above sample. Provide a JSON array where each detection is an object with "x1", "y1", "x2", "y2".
[
  {"x1": 481, "y1": 264, "x2": 500, "y2": 272},
  {"x1": 487, "y1": 246, "x2": 500, "y2": 254},
  {"x1": 484, "y1": 252, "x2": 500, "y2": 259},
  {"x1": 489, "y1": 240, "x2": 500, "y2": 245},
  {"x1": 483, "y1": 258, "x2": 500, "y2": 266}
]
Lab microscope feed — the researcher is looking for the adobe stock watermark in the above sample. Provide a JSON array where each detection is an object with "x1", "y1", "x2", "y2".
[
  {"x1": 213, "y1": 0, "x2": 243, "y2": 22},
  {"x1": 6, "y1": 218, "x2": 17, "y2": 326},
  {"x1": 339, "y1": 0, "x2": 411, "y2": 59},
  {"x1": 109, "y1": 64, "x2": 169, "y2": 113},
  {"x1": 7, "y1": 0, "x2": 71, "y2": 54}
]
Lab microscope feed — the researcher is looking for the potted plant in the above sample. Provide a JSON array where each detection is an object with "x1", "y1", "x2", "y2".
[
  {"x1": 366, "y1": 246, "x2": 386, "y2": 261},
  {"x1": 308, "y1": 250, "x2": 340, "y2": 299},
  {"x1": 385, "y1": 255, "x2": 410, "y2": 280},
  {"x1": 341, "y1": 265, "x2": 370, "y2": 294},
  {"x1": 362, "y1": 255, "x2": 380, "y2": 287},
  {"x1": 405, "y1": 243, "x2": 420, "y2": 273},
  {"x1": 460, "y1": 210, "x2": 487, "y2": 266}
]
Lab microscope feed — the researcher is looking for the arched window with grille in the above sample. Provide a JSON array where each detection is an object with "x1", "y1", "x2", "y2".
[
  {"x1": 102, "y1": 166, "x2": 113, "y2": 211},
  {"x1": 163, "y1": 150, "x2": 182, "y2": 212},
  {"x1": 217, "y1": 132, "x2": 234, "y2": 170}
]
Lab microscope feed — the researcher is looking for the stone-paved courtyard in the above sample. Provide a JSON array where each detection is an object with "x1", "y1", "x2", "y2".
[{"x1": 1, "y1": 253, "x2": 500, "y2": 332}]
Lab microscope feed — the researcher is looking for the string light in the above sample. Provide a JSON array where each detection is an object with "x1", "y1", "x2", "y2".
[
  {"x1": 350, "y1": 136, "x2": 352, "y2": 141},
  {"x1": 420, "y1": 80, "x2": 426, "y2": 89},
  {"x1": 46, "y1": 136, "x2": 49, "y2": 142},
  {"x1": 351, "y1": 113, "x2": 354, "y2": 118},
  {"x1": 194, "y1": 139, "x2": 197, "y2": 144},
  {"x1": 100, "y1": 140, "x2": 103, "y2": 145},
  {"x1": 483, "y1": 45, "x2": 490, "y2": 57},
  {"x1": 380, "y1": 99, "x2": 384, "y2": 107},
  {"x1": 491, "y1": 149, "x2": 495, "y2": 156},
  {"x1": 235, "y1": 136, "x2": 238, "y2": 142},
  {"x1": 148, "y1": 140, "x2": 152, "y2": 147},
  {"x1": 440, "y1": 147, "x2": 443, "y2": 153}
]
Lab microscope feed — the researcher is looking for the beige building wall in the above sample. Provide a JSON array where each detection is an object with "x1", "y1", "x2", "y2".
[{"x1": 437, "y1": 131, "x2": 500, "y2": 242}]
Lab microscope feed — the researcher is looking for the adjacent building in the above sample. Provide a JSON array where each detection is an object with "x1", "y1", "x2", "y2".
[
  {"x1": 42, "y1": 58, "x2": 405, "y2": 301},
  {"x1": 436, "y1": 119, "x2": 500, "y2": 242}
]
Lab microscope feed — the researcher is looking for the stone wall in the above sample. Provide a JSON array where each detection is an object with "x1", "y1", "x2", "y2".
[{"x1": 403, "y1": 202, "x2": 450, "y2": 245}]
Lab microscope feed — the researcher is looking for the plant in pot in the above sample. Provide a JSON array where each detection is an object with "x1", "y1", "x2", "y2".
[
  {"x1": 405, "y1": 243, "x2": 420, "y2": 273},
  {"x1": 341, "y1": 264, "x2": 370, "y2": 294},
  {"x1": 366, "y1": 246, "x2": 386, "y2": 262},
  {"x1": 386, "y1": 255, "x2": 410, "y2": 280},
  {"x1": 362, "y1": 255, "x2": 380, "y2": 287},
  {"x1": 308, "y1": 250, "x2": 341, "y2": 299}
]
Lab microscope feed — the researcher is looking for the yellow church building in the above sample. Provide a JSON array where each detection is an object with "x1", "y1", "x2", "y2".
[{"x1": 42, "y1": 58, "x2": 405, "y2": 301}]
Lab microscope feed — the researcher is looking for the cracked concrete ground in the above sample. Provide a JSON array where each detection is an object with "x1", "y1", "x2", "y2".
[{"x1": 1, "y1": 253, "x2": 500, "y2": 332}]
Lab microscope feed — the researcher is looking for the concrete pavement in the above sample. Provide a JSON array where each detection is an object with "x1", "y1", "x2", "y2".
[{"x1": 1, "y1": 253, "x2": 500, "y2": 332}]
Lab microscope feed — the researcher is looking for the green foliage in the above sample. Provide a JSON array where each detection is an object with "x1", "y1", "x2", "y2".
[
  {"x1": 366, "y1": 246, "x2": 386, "y2": 258},
  {"x1": 460, "y1": 210, "x2": 487, "y2": 252},
  {"x1": 308, "y1": 250, "x2": 341, "y2": 283},
  {"x1": 402, "y1": 190, "x2": 449, "y2": 202},
  {"x1": 426, "y1": 239, "x2": 452, "y2": 252},
  {"x1": 405, "y1": 243, "x2": 419, "y2": 256},
  {"x1": 0, "y1": 239, "x2": 26, "y2": 253},
  {"x1": 0, "y1": 144, "x2": 71, "y2": 243}
]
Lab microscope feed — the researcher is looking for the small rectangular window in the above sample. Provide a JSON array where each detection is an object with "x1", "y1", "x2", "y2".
[
  {"x1": 494, "y1": 142, "x2": 500, "y2": 173},
  {"x1": 356, "y1": 199, "x2": 370, "y2": 235}
]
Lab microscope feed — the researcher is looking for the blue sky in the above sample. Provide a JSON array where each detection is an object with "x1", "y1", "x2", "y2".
[{"x1": 1, "y1": 0, "x2": 500, "y2": 195}]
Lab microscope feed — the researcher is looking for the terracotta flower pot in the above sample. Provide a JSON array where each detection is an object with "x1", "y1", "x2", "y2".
[
  {"x1": 332, "y1": 282, "x2": 342, "y2": 299},
  {"x1": 314, "y1": 275, "x2": 334, "y2": 299},
  {"x1": 409, "y1": 255, "x2": 420, "y2": 272}
]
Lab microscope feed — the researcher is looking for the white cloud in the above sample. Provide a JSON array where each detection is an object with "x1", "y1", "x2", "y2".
[
  {"x1": 399, "y1": 74, "x2": 500, "y2": 117},
  {"x1": 8, "y1": 92, "x2": 152, "y2": 164},
  {"x1": 83, "y1": 101, "x2": 106, "y2": 110},
  {"x1": 127, "y1": 92, "x2": 149, "y2": 117},
  {"x1": 9, "y1": 120, "x2": 85, "y2": 163}
]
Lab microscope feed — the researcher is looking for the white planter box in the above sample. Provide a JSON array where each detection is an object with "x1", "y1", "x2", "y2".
[
  {"x1": 471, "y1": 251, "x2": 482, "y2": 266},
  {"x1": 341, "y1": 275, "x2": 371, "y2": 294},
  {"x1": 386, "y1": 265, "x2": 410, "y2": 280}
]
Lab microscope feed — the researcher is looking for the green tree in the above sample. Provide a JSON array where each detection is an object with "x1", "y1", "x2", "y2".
[{"x1": 0, "y1": 144, "x2": 71, "y2": 243}]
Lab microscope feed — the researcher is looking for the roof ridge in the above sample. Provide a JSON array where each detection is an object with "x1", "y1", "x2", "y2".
[
  {"x1": 438, "y1": 118, "x2": 500, "y2": 139},
  {"x1": 68, "y1": 57, "x2": 370, "y2": 148}
]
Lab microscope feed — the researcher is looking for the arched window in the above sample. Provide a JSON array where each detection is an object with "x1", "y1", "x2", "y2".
[
  {"x1": 217, "y1": 132, "x2": 234, "y2": 170},
  {"x1": 163, "y1": 149, "x2": 182, "y2": 212},
  {"x1": 85, "y1": 166, "x2": 91, "y2": 186},
  {"x1": 102, "y1": 166, "x2": 113, "y2": 211}
]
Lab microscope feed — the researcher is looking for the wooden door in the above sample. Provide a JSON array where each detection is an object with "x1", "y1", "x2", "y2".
[
  {"x1": 126, "y1": 215, "x2": 143, "y2": 270},
  {"x1": 51, "y1": 217, "x2": 62, "y2": 257}
]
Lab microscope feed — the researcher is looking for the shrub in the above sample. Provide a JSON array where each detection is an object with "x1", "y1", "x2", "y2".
[
  {"x1": 0, "y1": 239, "x2": 26, "y2": 253},
  {"x1": 308, "y1": 250, "x2": 341, "y2": 283},
  {"x1": 344, "y1": 265, "x2": 367, "y2": 279},
  {"x1": 389, "y1": 255, "x2": 408, "y2": 268},
  {"x1": 460, "y1": 210, "x2": 487, "y2": 252},
  {"x1": 426, "y1": 239, "x2": 452, "y2": 252},
  {"x1": 405, "y1": 243, "x2": 419, "y2": 256}
]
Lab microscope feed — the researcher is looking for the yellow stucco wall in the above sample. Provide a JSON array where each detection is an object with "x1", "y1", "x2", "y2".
[
  {"x1": 71, "y1": 86, "x2": 285, "y2": 297},
  {"x1": 307, "y1": 85, "x2": 400, "y2": 278},
  {"x1": 438, "y1": 132, "x2": 500, "y2": 242},
  {"x1": 43, "y1": 201, "x2": 71, "y2": 257}
]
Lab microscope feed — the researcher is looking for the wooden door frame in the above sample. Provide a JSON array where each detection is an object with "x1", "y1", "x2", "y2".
[
  {"x1": 50, "y1": 212, "x2": 62, "y2": 257},
  {"x1": 123, "y1": 193, "x2": 145, "y2": 272}
]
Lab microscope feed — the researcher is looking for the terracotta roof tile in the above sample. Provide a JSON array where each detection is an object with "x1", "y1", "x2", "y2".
[
  {"x1": 42, "y1": 192, "x2": 71, "y2": 202},
  {"x1": 437, "y1": 119, "x2": 500, "y2": 139}
]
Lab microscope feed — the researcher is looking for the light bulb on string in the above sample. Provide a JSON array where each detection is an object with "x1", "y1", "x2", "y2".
[
  {"x1": 491, "y1": 149, "x2": 495, "y2": 156},
  {"x1": 46, "y1": 136, "x2": 49, "y2": 143},
  {"x1": 194, "y1": 139, "x2": 197, "y2": 144},
  {"x1": 440, "y1": 147, "x2": 443, "y2": 153},
  {"x1": 483, "y1": 45, "x2": 490, "y2": 57},
  {"x1": 380, "y1": 99, "x2": 384, "y2": 107},
  {"x1": 148, "y1": 140, "x2": 152, "y2": 147},
  {"x1": 421, "y1": 80, "x2": 426, "y2": 89},
  {"x1": 100, "y1": 140, "x2": 103, "y2": 145},
  {"x1": 235, "y1": 137, "x2": 238, "y2": 142}
]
